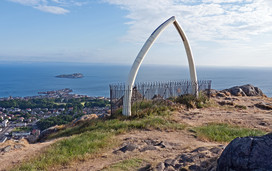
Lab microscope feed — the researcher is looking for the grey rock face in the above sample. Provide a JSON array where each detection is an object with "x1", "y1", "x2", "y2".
[
  {"x1": 140, "y1": 145, "x2": 157, "y2": 152},
  {"x1": 223, "y1": 84, "x2": 265, "y2": 97},
  {"x1": 153, "y1": 146, "x2": 224, "y2": 171},
  {"x1": 217, "y1": 133, "x2": 272, "y2": 171},
  {"x1": 255, "y1": 102, "x2": 272, "y2": 110},
  {"x1": 155, "y1": 162, "x2": 165, "y2": 171},
  {"x1": 119, "y1": 143, "x2": 138, "y2": 153}
]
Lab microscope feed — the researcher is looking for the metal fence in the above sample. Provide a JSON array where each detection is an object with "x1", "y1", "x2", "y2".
[{"x1": 109, "y1": 80, "x2": 211, "y2": 115}]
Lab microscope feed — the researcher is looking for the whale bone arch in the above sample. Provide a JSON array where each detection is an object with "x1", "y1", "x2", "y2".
[{"x1": 122, "y1": 16, "x2": 198, "y2": 116}]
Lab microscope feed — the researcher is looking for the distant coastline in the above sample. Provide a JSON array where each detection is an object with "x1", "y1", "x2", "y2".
[{"x1": 55, "y1": 73, "x2": 83, "y2": 79}]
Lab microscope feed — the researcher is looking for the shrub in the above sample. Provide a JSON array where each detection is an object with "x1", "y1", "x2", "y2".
[{"x1": 175, "y1": 93, "x2": 208, "y2": 109}]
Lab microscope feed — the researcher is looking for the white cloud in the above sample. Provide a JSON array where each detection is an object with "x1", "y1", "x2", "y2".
[
  {"x1": 34, "y1": 5, "x2": 69, "y2": 14},
  {"x1": 103, "y1": 0, "x2": 272, "y2": 44},
  {"x1": 8, "y1": 0, "x2": 73, "y2": 14}
]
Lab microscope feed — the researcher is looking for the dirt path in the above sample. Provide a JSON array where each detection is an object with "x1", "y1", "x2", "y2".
[{"x1": 0, "y1": 139, "x2": 56, "y2": 171}]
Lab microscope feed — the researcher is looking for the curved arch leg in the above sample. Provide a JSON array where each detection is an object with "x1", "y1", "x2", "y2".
[{"x1": 122, "y1": 16, "x2": 198, "y2": 116}]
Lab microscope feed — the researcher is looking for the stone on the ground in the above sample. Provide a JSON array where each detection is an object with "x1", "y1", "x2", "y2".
[
  {"x1": 140, "y1": 145, "x2": 157, "y2": 152},
  {"x1": 217, "y1": 133, "x2": 272, "y2": 171},
  {"x1": 119, "y1": 143, "x2": 138, "y2": 153},
  {"x1": 2, "y1": 145, "x2": 11, "y2": 152},
  {"x1": 155, "y1": 162, "x2": 165, "y2": 171},
  {"x1": 255, "y1": 102, "x2": 272, "y2": 110}
]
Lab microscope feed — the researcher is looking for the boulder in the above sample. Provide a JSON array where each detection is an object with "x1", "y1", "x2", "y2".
[
  {"x1": 222, "y1": 84, "x2": 265, "y2": 97},
  {"x1": 240, "y1": 84, "x2": 264, "y2": 96},
  {"x1": 228, "y1": 87, "x2": 246, "y2": 96},
  {"x1": 217, "y1": 133, "x2": 272, "y2": 171}
]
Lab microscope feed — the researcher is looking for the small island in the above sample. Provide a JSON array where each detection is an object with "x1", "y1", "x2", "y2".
[{"x1": 55, "y1": 73, "x2": 83, "y2": 79}]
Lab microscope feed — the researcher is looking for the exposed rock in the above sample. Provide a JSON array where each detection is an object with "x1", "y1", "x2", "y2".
[
  {"x1": 165, "y1": 166, "x2": 175, "y2": 171},
  {"x1": 222, "y1": 84, "x2": 265, "y2": 97},
  {"x1": 255, "y1": 102, "x2": 272, "y2": 110},
  {"x1": 240, "y1": 84, "x2": 264, "y2": 96},
  {"x1": 217, "y1": 133, "x2": 272, "y2": 171},
  {"x1": 210, "y1": 147, "x2": 222, "y2": 154},
  {"x1": 2, "y1": 145, "x2": 11, "y2": 152},
  {"x1": 188, "y1": 165, "x2": 201, "y2": 171},
  {"x1": 155, "y1": 162, "x2": 165, "y2": 171},
  {"x1": 218, "y1": 101, "x2": 234, "y2": 106},
  {"x1": 140, "y1": 145, "x2": 157, "y2": 152},
  {"x1": 154, "y1": 146, "x2": 223, "y2": 171},
  {"x1": 138, "y1": 164, "x2": 152, "y2": 171},
  {"x1": 209, "y1": 89, "x2": 220, "y2": 97},
  {"x1": 119, "y1": 143, "x2": 138, "y2": 153},
  {"x1": 191, "y1": 146, "x2": 208, "y2": 153},
  {"x1": 56, "y1": 73, "x2": 83, "y2": 78},
  {"x1": 164, "y1": 159, "x2": 174, "y2": 167},
  {"x1": 39, "y1": 125, "x2": 64, "y2": 141},
  {"x1": 228, "y1": 87, "x2": 246, "y2": 96},
  {"x1": 216, "y1": 92, "x2": 227, "y2": 97},
  {"x1": 14, "y1": 144, "x2": 24, "y2": 149},
  {"x1": 71, "y1": 114, "x2": 98, "y2": 126},
  {"x1": 27, "y1": 135, "x2": 39, "y2": 144}
]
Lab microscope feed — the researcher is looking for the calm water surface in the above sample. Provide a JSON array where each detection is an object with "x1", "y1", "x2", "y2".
[{"x1": 0, "y1": 63, "x2": 271, "y2": 97}]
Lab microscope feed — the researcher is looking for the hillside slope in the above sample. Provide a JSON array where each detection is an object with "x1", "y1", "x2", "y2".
[{"x1": 1, "y1": 94, "x2": 272, "y2": 171}]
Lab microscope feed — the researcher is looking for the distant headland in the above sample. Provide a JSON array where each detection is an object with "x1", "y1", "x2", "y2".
[{"x1": 55, "y1": 73, "x2": 83, "y2": 79}]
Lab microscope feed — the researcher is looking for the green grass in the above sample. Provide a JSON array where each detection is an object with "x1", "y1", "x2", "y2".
[
  {"x1": 193, "y1": 123, "x2": 267, "y2": 142},
  {"x1": 14, "y1": 112, "x2": 185, "y2": 170},
  {"x1": 47, "y1": 116, "x2": 186, "y2": 140},
  {"x1": 102, "y1": 158, "x2": 144, "y2": 171},
  {"x1": 13, "y1": 131, "x2": 115, "y2": 171}
]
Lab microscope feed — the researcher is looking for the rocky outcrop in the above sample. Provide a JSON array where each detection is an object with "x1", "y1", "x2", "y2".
[
  {"x1": 56, "y1": 73, "x2": 83, "y2": 78},
  {"x1": 255, "y1": 102, "x2": 272, "y2": 110},
  {"x1": 154, "y1": 146, "x2": 224, "y2": 171},
  {"x1": 217, "y1": 133, "x2": 272, "y2": 171},
  {"x1": 39, "y1": 125, "x2": 64, "y2": 141},
  {"x1": 223, "y1": 84, "x2": 265, "y2": 97},
  {"x1": 71, "y1": 114, "x2": 98, "y2": 126}
]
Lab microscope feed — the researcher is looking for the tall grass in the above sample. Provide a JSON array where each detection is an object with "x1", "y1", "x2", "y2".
[
  {"x1": 175, "y1": 93, "x2": 209, "y2": 109},
  {"x1": 193, "y1": 123, "x2": 266, "y2": 142},
  {"x1": 14, "y1": 131, "x2": 114, "y2": 170}
]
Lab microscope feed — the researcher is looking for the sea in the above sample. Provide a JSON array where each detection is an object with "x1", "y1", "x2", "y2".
[{"x1": 0, "y1": 62, "x2": 272, "y2": 98}]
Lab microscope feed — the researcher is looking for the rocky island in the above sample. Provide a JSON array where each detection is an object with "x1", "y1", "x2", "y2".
[{"x1": 55, "y1": 73, "x2": 83, "y2": 79}]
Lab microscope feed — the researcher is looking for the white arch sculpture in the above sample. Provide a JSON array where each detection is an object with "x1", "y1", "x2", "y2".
[{"x1": 122, "y1": 16, "x2": 198, "y2": 116}]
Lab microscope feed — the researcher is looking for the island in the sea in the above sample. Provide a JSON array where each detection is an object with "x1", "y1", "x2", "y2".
[{"x1": 55, "y1": 73, "x2": 83, "y2": 79}]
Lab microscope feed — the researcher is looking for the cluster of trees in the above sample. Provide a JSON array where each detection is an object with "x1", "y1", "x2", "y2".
[
  {"x1": 0, "y1": 98, "x2": 109, "y2": 110},
  {"x1": 84, "y1": 99, "x2": 110, "y2": 108},
  {"x1": 0, "y1": 99, "x2": 59, "y2": 109}
]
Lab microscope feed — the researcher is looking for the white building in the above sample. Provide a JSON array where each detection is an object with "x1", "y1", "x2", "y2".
[{"x1": 2, "y1": 119, "x2": 8, "y2": 127}]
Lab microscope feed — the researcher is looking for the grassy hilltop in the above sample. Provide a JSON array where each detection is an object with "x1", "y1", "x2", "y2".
[{"x1": 2, "y1": 93, "x2": 271, "y2": 171}]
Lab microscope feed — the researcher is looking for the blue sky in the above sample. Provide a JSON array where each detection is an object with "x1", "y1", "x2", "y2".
[{"x1": 1, "y1": 0, "x2": 272, "y2": 67}]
